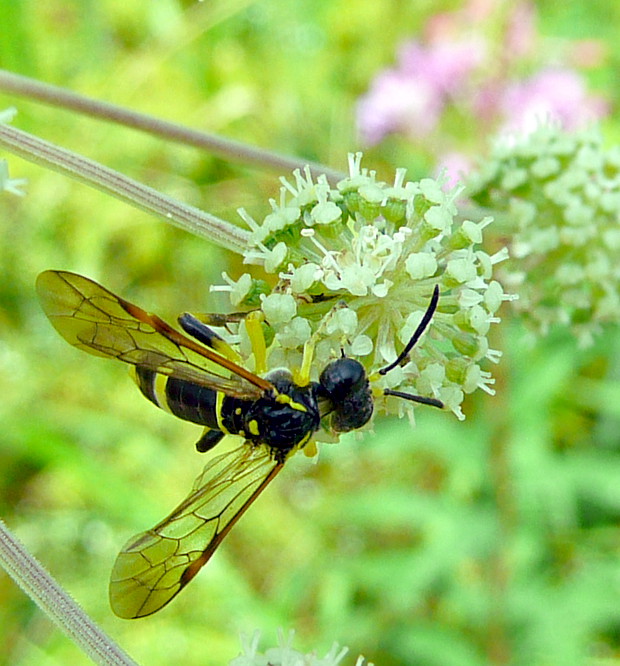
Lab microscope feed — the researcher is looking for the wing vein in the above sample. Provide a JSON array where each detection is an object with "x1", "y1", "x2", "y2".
[{"x1": 109, "y1": 444, "x2": 284, "y2": 618}]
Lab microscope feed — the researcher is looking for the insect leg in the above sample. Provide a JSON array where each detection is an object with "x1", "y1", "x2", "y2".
[
  {"x1": 194, "y1": 427, "x2": 226, "y2": 453},
  {"x1": 295, "y1": 300, "x2": 350, "y2": 387},
  {"x1": 178, "y1": 313, "x2": 241, "y2": 363},
  {"x1": 191, "y1": 311, "x2": 250, "y2": 327},
  {"x1": 244, "y1": 311, "x2": 268, "y2": 376},
  {"x1": 295, "y1": 338, "x2": 316, "y2": 387}
]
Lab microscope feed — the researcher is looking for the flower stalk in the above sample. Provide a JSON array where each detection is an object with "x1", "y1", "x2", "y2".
[
  {"x1": 0, "y1": 121, "x2": 250, "y2": 254},
  {"x1": 0, "y1": 519, "x2": 138, "y2": 666},
  {"x1": 0, "y1": 68, "x2": 346, "y2": 185}
]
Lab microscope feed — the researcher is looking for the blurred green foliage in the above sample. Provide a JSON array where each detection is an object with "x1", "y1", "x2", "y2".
[{"x1": 1, "y1": 1, "x2": 620, "y2": 665}]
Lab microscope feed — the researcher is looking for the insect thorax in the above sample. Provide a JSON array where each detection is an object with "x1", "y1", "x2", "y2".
[{"x1": 239, "y1": 369, "x2": 321, "y2": 460}]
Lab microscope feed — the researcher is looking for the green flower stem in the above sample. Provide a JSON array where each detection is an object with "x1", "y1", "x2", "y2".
[
  {"x1": 0, "y1": 69, "x2": 346, "y2": 184},
  {"x1": 0, "y1": 519, "x2": 139, "y2": 666},
  {"x1": 0, "y1": 122, "x2": 249, "y2": 254}
]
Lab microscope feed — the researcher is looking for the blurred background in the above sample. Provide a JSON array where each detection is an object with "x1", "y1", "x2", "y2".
[{"x1": 2, "y1": 1, "x2": 620, "y2": 664}]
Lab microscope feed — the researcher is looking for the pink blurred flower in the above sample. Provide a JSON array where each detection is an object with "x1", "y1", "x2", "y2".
[
  {"x1": 356, "y1": 3, "x2": 608, "y2": 150},
  {"x1": 398, "y1": 39, "x2": 486, "y2": 96},
  {"x1": 357, "y1": 69, "x2": 443, "y2": 145},
  {"x1": 504, "y1": 0, "x2": 537, "y2": 59},
  {"x1": 436, "y1": 152, "x2": 473, "y2": 189},
  {"x1": 357, "y1": 38, "x2": 485, "y2": 145},
  {"x1": 500, "y1": 67, "x2": 609, "y2": 134}
]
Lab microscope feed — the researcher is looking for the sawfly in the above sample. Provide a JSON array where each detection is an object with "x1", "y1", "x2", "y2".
[{"x1": 36, "y1": 270, "x2": 442, "y2": 618}]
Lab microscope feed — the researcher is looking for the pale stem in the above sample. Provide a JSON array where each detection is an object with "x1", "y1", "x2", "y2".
[
  {"x1": 0, "y1": 69, "x2": 346, "y2": 184},
  {"x1": 0, "y1": 519, "x2": 139, "y2": 666},
  {"x1": 0, "y1": 123, "x2": 250, "y2": 254}
]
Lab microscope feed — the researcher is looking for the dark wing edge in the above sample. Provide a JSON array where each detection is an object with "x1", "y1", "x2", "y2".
[
  {"x1": 108, "y1": 443, "x2": 284, "y2": 618},
  {"x1": 36, "y1": 270, "x2": 270, "y2": 399}
]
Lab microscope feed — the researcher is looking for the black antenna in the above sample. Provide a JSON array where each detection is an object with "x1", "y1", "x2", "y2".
[
  {"x1": 383, "y1": 388, "x2": 443, "y2": 409},
  {"x1": 378, "y1": 284, "x2": 440, "y2": 376}
]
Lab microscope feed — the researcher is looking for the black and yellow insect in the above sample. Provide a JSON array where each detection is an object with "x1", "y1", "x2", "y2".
[{"x1": 36, "y1": 270, "x2": 442, "y2": 619}]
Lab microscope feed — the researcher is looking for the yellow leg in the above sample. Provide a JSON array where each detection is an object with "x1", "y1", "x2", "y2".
[
  {"x1": 245, "y1": 311, "x2": 268, "y2": 375},
  {"x1": 294, "y1": 337, "x2": 315, "y2": 387},
  {"x1": 295, "y1": 300, "x2": 352, "y2": 386},
  {"x1": 303, "y1": 438, "x2": 318, "y2": 458}
]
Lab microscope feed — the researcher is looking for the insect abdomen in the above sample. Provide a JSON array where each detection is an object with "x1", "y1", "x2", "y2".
[{"x1": 134, "y1": 367, "x2": 220, "y2": 427}]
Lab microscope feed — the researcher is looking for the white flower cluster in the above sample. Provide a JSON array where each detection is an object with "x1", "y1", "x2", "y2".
[
  {"x1": 229, "y1": 629, "x2": 370, "y2": 666},
  {"x1": 215, "y1": 154, "x2": 510, "y2": 420},
  {"x1": 468, "y1": 125, "x2": 620, "y2": 345}
]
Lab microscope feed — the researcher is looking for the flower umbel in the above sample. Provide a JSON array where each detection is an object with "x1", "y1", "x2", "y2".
[
  {"x1": 467, "y1": 125, "x2": 620, "y2": 345},
  {"x1": 216, "y1": 155, "x2": 508, "y2": 423},
  {"x1": 229, "y1": 629, "x2": 371, "y2": 666}
]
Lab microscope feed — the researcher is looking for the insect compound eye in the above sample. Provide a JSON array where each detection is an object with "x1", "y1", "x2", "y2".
[
  {"x1": 319, "y1": 357, "x2": 366, "y2": 399},
  {"x1": 319, "y1": 357, "x2": 373, "y2": 432}
]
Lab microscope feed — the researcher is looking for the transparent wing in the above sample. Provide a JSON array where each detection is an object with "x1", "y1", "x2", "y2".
[
  {"x1": 109, "y1": 443, "x2": 284, "y2": 618},
  {"x1": 36, "y1": 270, "x2": 270, "y2": 399}
]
